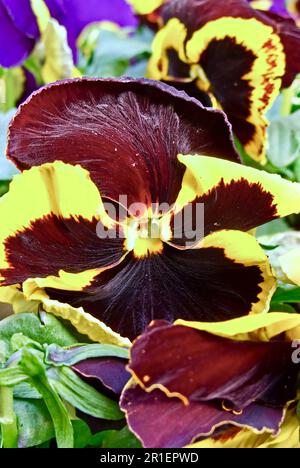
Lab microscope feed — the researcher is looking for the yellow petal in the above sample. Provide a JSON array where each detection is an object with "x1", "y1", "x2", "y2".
[
  {"x1": 176, "y1": 312, "x2": 300, "y2": 342},
  {"x1": 176, "y1": 155, "x2": 300, "y2": 220},
  {"x1": 0, "y1": 161, "x2": 103, "y2": 276},
  {"x1": 188, "y1": 409, "x2": 300, "y2": 448}
]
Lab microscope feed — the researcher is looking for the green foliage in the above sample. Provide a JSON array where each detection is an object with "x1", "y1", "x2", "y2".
[
  {"x1": 271, "y1": 287, "x2": 300, "y2": 306},
  {"x1": 48, "y1": 366, "x2": 123, "y2": 421},
  {"x1": 79, "y1": 25, "x2": 153, "y2": 78},
  {"x1": 0, "y1": 312, "x2": 78, "y2": 352},
  {"x1": 15, "y1": 399, "x2": 55, "y2": 448},
  {"x1": 267, "y1": 110, "x2": 300, "y2": 168},
  {"x1": 45, "y1": 343, "x2": 129, "y2": 367},
  {"x1": 0, "y1": 313, "x2": 127, "y2": 448},
  {"x1": 87, "y1": 426, "x2": 141, "y2": 449}
]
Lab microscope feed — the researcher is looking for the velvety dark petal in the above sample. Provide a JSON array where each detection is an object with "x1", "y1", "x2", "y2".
[
  {"x1": 0, "y1": 0, "x2": 36, "y2": 67},
  {"x1": 198, "y1": 36, "x2": 267, "y2": 156},
  {"x1": 46, "y1": 231, "x2": 273, "y2": 339},
  {"x1": 120, "y1": 384, "x2": 284, "y2": 448},
  {"x1": 171, "y1": 155, "x2": 300, "y2": 245},
  {"x1": 160, "y1": 0, "x2": 255, "y2": 31},
  {"x1": 1, "y1": 215, "x2": 124, "y2": 285},
  {"x1": 128, "y1": 322, "x2": 299, "y2": 408},
  {"x1": 0, "y1": 161, "x2": 124, "y2": 287},
  {"x1": 184, "y1": 17, "x2": 285, "y2": 162},
  {"x1": 171, "y1": 179, "x2": 277, "y2": 244},
  {"x1": 45, "y1": 0, "x2": 137, "y2": 60},
  {"x1": 8, "y1": 78, "x2": 239, "y2": 208},
  {"x1": 73, "y1": 357, "x2": 130, "y2": 395}
]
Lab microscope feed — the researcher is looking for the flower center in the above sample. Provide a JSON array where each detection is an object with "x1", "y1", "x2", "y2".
[{"x1": 124, "y1": 214, "x2": 171, "y2": 258}]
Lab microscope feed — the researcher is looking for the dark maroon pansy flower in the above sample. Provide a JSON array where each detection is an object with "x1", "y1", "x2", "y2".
[
  {"x1": 2, "y1": 78, "x2": 300, "y2": 341},
  {"x1": 120, "y1": 314, "x2": 300, "y2": 448}
]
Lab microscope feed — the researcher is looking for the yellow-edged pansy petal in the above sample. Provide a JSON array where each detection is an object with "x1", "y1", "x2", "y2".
[
  {"x1": 176, "y1": 311, "x2": 300, "y2": 342},
  {"x1": 27, "y1": 286, "x2": 131, "y2": 347},
  {"x1": 188, "y1": 409, "x2": 300, "y2": 448},
  {"x1": 176, "y1": 155, "x2": 300, "y2": 226}
]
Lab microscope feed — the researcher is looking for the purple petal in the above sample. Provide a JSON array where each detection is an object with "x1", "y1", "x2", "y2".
[
  {"x1": 0, "y1": 0, "x2": 36, "y2": 67},
  {"x1": 128, "y1": 322, "x2": 299, "y2": 408},
  {"x1": 45, "y1": 0, "x2": 138, "y2": 60},
  {"x1": 2, "y1": 0, "x2": 39, "y2": 38},
  {"x1": 120, "y1": 385, "x2": 284, "y2": 448},
  {"x1": 73, "y1": 357, "x2": 130, "y2": 395}
]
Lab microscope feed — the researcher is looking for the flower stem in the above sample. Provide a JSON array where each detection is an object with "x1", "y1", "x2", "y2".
[{"x1": 0, "y1": 386, "x2": 18, "y2": 448}]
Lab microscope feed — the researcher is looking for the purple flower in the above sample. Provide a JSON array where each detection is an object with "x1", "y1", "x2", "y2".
[{"x1": 0, "y1": 0, "x2": 137, "y2": 67}]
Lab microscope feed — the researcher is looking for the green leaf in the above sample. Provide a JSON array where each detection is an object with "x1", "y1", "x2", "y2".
[
  {"x1": 13, "y1": 382, "x2": 41, "y2": 400},
  {"x1": 72, "y1": 419, "x2": 92, "y2": 448},
  {"x1": 0, "y1": 181, "x2": 10, "y2": 197},
  {"x1": 89, "y1": 426, "x2": 142, "y2": 449},
  {"x1": 45, "y1": 343, "x2": 129, "y2": 367},
  {"x1": 20, "y1": 349, "x2": 74, "y2": 448},
  {"x1": 48, "y1": 366, "x2": 123, "y2": 421},
  {"x1": 0, "y1": 313, "x2": 78, "y2": 351},
  {"x1": 259, "y1": 243, "x2": 279, "y2": 251},
  {"x1": 267, "y1": 110, "x2": 300, "y2": 168},
  {"x1": 272, "y1": 287, "x2": 300, "y2": 305},
  {"x1": 15, "y1": 398, "x2": 55, "y2": 448},
  {"x1": 293, "y1": 157, "x2": 300, "y2": 183},
  {"x1": 0, "y1": 367, "x2": 28, "y2": 386},
  {"x1": 83, "y1": 26, "x2": 153, "y2": 78},
  {"x1": 269, "y1": 303, "x2": 297, "y2": 313},
  {"x1": 0, "y1": 339, "x2": 8, "y2": 364},
  {"x1": 256, "y1": 219, "x2": 289, "y2": 237}
]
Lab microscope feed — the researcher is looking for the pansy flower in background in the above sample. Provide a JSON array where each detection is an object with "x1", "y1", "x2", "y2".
[
  {"x1": 0, "y1": 0, "x2": 138, "y2": 113},
  {"x1": 1, "y1": 78, "x2": 300, "y2": 340},
  {"x1": 127, "y1": 0, "x2": 291, "y2": 23},
  {"x1": 120, "y1": 313, "x2": 300, "y2": 448},
  {"x1": 0, "y1": 0, "x2": 137, "y2": 68},
  {"x1": 148, "y1": 0, "x2": 300, "y2": 163}
]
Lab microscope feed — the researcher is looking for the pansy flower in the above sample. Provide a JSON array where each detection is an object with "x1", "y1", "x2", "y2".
[
  {"x1": 148, "y1": 0, "x2": 300, "y2": 163},
  {"x1": 0, "y1": 0, "x2": 137, "y2": 68},
  {"x1": 2, "y1": 78, "x2": 300, "y2": 340},
  {"x1": 127, "y1": 1, "x2": 291, "y2": 26},
  {"x1": 128, "y1": 0, "x2": 290, "y2": 15},
  {"x1": 120, "y1": 313, "x2": 300, "y2": 448}
]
